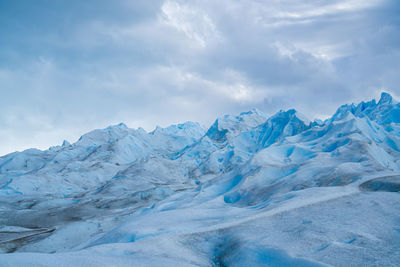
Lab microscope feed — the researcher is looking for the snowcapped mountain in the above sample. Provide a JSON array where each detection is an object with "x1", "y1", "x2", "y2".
[{"x1": 1, "y1": 93, "x2": 400, "y2": 266}]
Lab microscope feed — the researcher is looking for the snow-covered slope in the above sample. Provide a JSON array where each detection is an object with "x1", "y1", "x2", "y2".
[{"x1": 1, "y1": 93, "x2": 400, "y2": 266}]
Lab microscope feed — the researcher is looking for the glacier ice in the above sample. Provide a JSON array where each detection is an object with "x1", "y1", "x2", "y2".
[{"x1": 0, "y1": 93, "x2": 400, "y2": 266}]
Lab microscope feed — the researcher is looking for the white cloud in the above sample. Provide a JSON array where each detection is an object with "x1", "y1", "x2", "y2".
[
  {"x1": 160, "y1": 0, "x2": 220, "y2": 47},
  {"x1": 272, "y1": 0, "x2": 384, "y2": 19}
]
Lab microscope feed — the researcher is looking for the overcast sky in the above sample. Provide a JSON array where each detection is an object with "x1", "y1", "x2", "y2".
[{"x1": 0, "y1": 0, "x2": 399, "y2": 155}]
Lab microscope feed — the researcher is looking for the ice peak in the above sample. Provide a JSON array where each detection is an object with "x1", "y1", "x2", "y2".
[
  {"x1": 77, "y1": 123, "x2": 131, "y2": 146},
  {"x1": 206, "y1": 109, "x2": 267, "y2": 142},
  {"x1": 151, "y1": 121, "x2": 205, "y2": 138},
  {"x1": 61, "y1": 140, "x2": 71, "y2": 147},
  {"x1": 328, "y1": 92, "x2": 400, "y2": 125},
  {"x1": 331, "y1": 104, "x2": 353, "y2": 121},
  {"x1": 275, "y1": 109, "x2": 296, "y2": 117},
  {"x1": 270, "y1": 109, "x2": 309, "y2": 123},
  {"x1": 239, "y1": 108, "x2": 265, "y2": 117},
  {"x1": 106, "y1": 122, "x2": 128, "y2": 130},
  {"x1": 378, "y1": 92, "x2": 393, "y2": 105}
]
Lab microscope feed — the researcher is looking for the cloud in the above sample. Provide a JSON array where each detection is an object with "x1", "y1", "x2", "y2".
[
  {"x1": 0, "y1": 0, "x2": 399, "y2": 155},
  {"x1": 160, "y1": 1, "x2": 221, "y2": 47}
]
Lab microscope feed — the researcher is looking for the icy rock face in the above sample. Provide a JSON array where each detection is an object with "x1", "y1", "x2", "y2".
[{"x1": 1, "y1": 93, "x2": 400, "y2": 266}]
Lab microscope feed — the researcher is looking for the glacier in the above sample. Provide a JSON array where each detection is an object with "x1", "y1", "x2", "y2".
[{"x1": 0, "y1": 93, "x2": 400, "y2": 266}]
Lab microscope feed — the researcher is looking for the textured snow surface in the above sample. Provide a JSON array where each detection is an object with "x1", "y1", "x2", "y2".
[{"x1": 1, "y1": 93, "x2": 400, "y2": 266}]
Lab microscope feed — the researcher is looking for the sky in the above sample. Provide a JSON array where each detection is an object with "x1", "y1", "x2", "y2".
[{"x1": 0, "y1": 0, "x2": 399, "y2": 155}]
